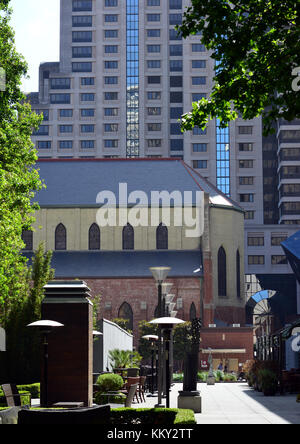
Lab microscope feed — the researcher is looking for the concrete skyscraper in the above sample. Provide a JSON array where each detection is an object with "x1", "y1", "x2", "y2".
[{"x1": 28, "y1": 0, "x2": 300, "y2": 324}]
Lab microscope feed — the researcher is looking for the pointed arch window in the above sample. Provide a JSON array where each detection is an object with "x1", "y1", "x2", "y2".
[
  {"x1": 190, "y1": 302, "x2": 197, "y2": 321},
  {"x1": 122, "y1": 223, "x2": 134, "y2": 250},
  {"x1": 89, "y1": 223, "x2": 100, "y2": 250},
  {"x1": 156, "y1": 223, "x2": 168, "y2": 250},
  {"x1": 55, "y1": 223, "x2": 67, "y2": 251},
  {"x1": 118, "y1": 302, "x2": 133, "y2": 331},
  {"x1": 218, "y1": 246, "x2": 227, "y2": 297},
  {"x1": 236, "y1": 249, "x2": 241, "y2": 299},
  {"x1": 22, "y1": 230, "x2": 33, "y2": 251}
]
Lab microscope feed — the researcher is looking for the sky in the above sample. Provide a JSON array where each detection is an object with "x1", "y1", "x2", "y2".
[{"x1": 10, "y1": 0, "x2": 60, "y2": 93}]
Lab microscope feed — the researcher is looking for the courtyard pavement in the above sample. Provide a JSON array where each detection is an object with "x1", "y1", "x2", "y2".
[
  {"x1": 138, "y1": 382, "x2": 300, "y2": 425},
  {"x1": 32, "y1": 382, "x2": 300, "y2": 424}
]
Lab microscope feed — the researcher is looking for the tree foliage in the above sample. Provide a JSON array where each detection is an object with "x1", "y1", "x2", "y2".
[
  {"x1": 178, "y1": 0, "x2": 300, "y2": 135},
  {"x1": 0, "y1": 243, "x2": 55, "y2": 383},
  {"x1": 0, "y1": 2, "x2": 43, "y2": 320},
  {"x1": 138, "y1": 320, "x2": 158, "y2": 361}
]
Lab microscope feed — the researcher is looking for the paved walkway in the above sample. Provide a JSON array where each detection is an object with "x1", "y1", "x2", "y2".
[
  {"x1": 32, "y1": 382, "x2": 300, "y2": 424},
  {"x1": 137, "y1": 382, "x2": 300, "y2": 424}
]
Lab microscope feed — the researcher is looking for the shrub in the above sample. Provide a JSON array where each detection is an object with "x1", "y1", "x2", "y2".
[
  {"x1": 197, "y1": 372, "x2": 208, "y2": 382},
  {"x1": 110, "y1": 408, "x2": 196, "y2": 425},
  {"x1": 0, "y1": 390, "x2": 31, "y2": 407},
  {"x1": 172, "y1": 373, "x2": 183, "y2": 382},
  {"x1": 223, "y1": 373, "x2": 237, "y2": 382},
  {"x1": 244, "y1": 360, "x2": 279, "y2": 391},
  {"x1": 17, "y1": 383, "x2": 40, "y2": 399},
  {"x1": 257, "y1": 369, "x2": 278, "y2": 396},
  {"x1": 95, "y1": 392, "x2": 126, "y2": 406},
  {"x1": 96, "y1": 373, "x2": 124, "y2": 393}
]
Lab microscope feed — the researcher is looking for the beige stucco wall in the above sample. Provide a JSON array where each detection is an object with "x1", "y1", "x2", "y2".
[
  {"x1": 209, "y1": 206, "x2": 245, "y2": 307},
  {"x1": 32, "y1": 207, "x2": 202, "y2": 251}
]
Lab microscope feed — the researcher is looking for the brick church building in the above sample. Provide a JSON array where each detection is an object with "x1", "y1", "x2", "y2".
[{"x1": 24, "y1": 158, "x2": 254, "y2": 370}]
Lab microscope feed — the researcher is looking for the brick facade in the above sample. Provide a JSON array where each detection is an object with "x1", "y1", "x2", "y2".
[
  {"x1": 200, "y1": 327, "x2": 254, "y2": 371},
  {"x1": 83, "y1": 277, "x2": 201, "y2": 345}
]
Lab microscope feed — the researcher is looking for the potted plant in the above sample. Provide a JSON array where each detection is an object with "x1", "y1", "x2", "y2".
[{"x1": 258, "y1": 369, "x2": 278, "y2": 396}]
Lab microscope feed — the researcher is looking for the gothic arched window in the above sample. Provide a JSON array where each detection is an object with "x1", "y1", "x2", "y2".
[
  {"x1": 156, "y1": 223, "x2": 168, "y2": 250},
  {"x1": 118, "y1": 302, "x2": 133, "y2": 331},
  {"x1": 55, "y1": 223, "x2": 67, "y2": 251},
  {"x1": 89, "y1": 223, "x2": 100, "y2": 250},
  {"x1": 190, "y1": 302, "x2": 197, "y2": 321},
  {"x1": 22, "y1": 230, "x2": 33, "y2": 251},
  {"x1": 236, "y1": 249, "x2": 241, "y2": 299},
  {"x1": 218, "y1": 246, "x2": 227, "y2": 297},
  {"x1": 122, "y1": 223, "x2": 134, "y2": 250}
]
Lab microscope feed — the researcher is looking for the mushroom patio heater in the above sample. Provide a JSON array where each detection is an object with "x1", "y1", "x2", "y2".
[
  {"x1": 149, "y1": 267, "x2": 171, "y2": 407},
  {"x1": 27, "y1": 320, "x2": 64, "y2": 407},
  {"x1": 142, "y1": 334, "x2": 159, "y2": 396}
]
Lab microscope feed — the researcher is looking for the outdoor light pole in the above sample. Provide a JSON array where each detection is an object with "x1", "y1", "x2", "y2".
[
  {"x1": 27, "y1": 320, "x2": 64, "y2": 407},
  {"x1": 149, "y1": 267, "x2": 171, "y2": 408},
  {"x1": 150, "y1": 317, "x2": 184, "y2": 408}
]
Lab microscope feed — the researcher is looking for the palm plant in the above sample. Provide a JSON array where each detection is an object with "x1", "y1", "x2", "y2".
[{"x1": 108, "y1": 349, "x2": 141, "y2": 369}]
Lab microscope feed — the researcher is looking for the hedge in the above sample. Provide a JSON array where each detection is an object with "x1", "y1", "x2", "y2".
[
  {"x1": 110, "y1": 408, "x2": 196, "y2": 425},
  {"x1": 0, "y1": 383, "x2": 39, "y2": 407},
  {"x1": 0, "y1": 407, "x2": 196, "y2": 425}
]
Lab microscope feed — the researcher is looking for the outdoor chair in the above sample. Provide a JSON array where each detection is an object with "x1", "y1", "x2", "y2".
[
  {"x1": 120, "y1": 377, "x2": 140, "y2": 403},
  {"x1": 105, "y1": 383, "x2": 138, "y2": 409},
  {"x1": 138, "y1": 376, "x2": 146, "y2": 403},
  {"x1": 124, "y1": 383, "x2": 138, "y2": 408},
  {"x1": 1, "y1": 384, "x2": 31, "y2": 408}
]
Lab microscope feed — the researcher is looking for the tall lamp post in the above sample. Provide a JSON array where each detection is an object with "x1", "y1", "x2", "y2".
[
  {"x1": 149, "y1": 267, "x2": 171, "y2": 407},
  {"x1": 150, "y1": 317, "x2": 184, "y2": 408},
  {"x1": 27, "y1": 320, "x2": 64, "y2": 407},
  {"x1": 142, "y1": 334, "x2": 159, "y2": 396}
]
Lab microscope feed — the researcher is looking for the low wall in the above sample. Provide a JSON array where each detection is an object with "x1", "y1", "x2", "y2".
[{"x1": 93, "y1": 318, "x2": 133, "y2": 373}]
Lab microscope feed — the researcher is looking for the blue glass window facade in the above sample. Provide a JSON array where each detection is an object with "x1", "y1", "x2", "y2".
[
  {"x1": 126, "y1": 0, "x2": 139, "y2": 157},
  {"x1": 216, "y1": 119, "x2": 230, "y2": 196}
]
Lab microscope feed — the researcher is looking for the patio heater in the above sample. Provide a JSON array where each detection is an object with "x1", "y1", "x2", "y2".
[
  {"x1": 149, "y1": 267, "x2": 171, "y2": 408},
  {"x1": 142, "y1": 334, "x2": 159, "y2": 396},
  {"x1": 150, "y1": 317, "x2": 184, "y2": 408},
  {"x1": 27, "y1": 320, "x2": 64, "y2": 407}
]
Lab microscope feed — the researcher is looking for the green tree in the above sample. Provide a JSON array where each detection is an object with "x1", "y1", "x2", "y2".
[
  {"x1": 173, "y1": 322, "x2": 192, "y2": 362},
  {"x1": 138, "y1": 320, "x2": 158, "y2": 361},
  {"x1": 0, "y1": 1, "x2": 43, "y2": 323},
  {"x1": 0, "y1": 243, "x2": 54, "y2": 383},
  {"x1": 111, "y1": 318, "x2": 132, "y2": 334},
  {"x1": 178, "y1": 0, "x2": 300, "y2": 135}
]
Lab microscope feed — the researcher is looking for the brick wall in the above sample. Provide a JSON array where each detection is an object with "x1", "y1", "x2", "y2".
[
  {"x1": 200, "y1": 327, "x2": 254, "y2": 368},
  {"x1": 83, "y1": 277, "x2": 201, "y2": 345}
]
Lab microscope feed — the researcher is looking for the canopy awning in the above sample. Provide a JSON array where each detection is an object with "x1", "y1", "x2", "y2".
[
  {"x1": 281, "y1": 318, "x2": 300, "y2": 340},
  {"x1": 202, "y1": 349, "x2": 246, "y2": 354}
]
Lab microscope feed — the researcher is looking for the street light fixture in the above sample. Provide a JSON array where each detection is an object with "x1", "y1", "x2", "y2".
[
  {"x1": 150, "y1": 317, "x2": 184, "y2": 408},
  {"x1": 27, "y1": 320, "x2": 64, "y2": 407},
  {"x1": 149, "y1": 266, "x2": 171, "y2": 407}
]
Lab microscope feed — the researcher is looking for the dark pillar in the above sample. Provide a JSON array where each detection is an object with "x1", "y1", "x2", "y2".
[{"x1": 41, "y1": 280, "x2": 93, "y2": 407}]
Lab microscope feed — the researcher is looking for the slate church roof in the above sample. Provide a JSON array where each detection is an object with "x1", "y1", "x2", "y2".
[{"x1": 34, "y1": 158, "x2": 243, "y2": 211}]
